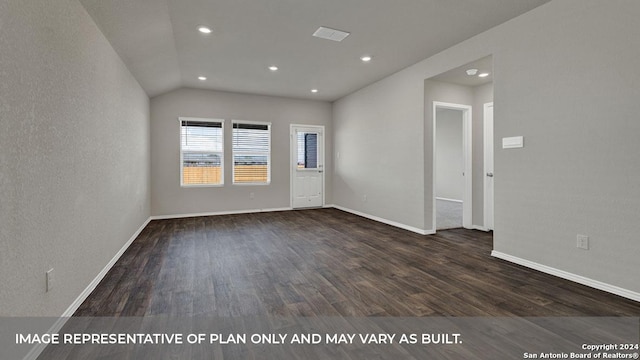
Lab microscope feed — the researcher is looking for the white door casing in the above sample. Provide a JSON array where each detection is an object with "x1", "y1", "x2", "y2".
[
  {"x1": 432, "y1": 102, "x2": 472, "y2": 231},
  {"x1": 484, "y1": 102, "x2": 494, "y2": 230},
  {"x1": 291, "y1": 125, "x2": 324, "y2": 208}
]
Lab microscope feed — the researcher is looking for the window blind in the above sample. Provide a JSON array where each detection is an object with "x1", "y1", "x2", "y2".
[
  {"x1": 232, "y1": 121, "x2": 270, "y2": 184},
  {"x1": 296, "y1": 132, "x2": 318, "y2": 169},
  {"x1": 180, "y1": 119, "x2": 224, "y2": 186}
]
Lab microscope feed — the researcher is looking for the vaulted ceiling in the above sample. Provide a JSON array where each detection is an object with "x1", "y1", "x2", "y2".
[{"x1": 79, "y1": 0, "x2": 550, "y2": 101}]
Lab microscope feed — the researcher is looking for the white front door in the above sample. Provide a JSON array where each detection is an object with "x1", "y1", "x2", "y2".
[
  {"x1": 484, "y1": 102, "x2": 494, "y2": 230},
  {"x1": 291, "y1": 125, "x2": 324, "y2": 208}
]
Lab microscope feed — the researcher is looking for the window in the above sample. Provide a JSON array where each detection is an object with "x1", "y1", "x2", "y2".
[
  {"x1": 296, "y1": 132, "x2": 319, "y2": 169},
  {"x1": 232, "y1": 121, "x2": 271, "y2": 184},
  {"x1": 180, "y1": 118, "x2": 224, "y2": 186}
]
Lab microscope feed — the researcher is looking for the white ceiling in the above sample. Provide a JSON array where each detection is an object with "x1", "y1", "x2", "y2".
[
  {"x1": 79, "y1": 0, "x2": 549, "y2": 101},
  {"x1": 430, "y1": 56, "x2": 493, "y2": 87}
]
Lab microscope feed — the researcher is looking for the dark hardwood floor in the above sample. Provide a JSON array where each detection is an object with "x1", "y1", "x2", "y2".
[{"x1": 74, "y1": 208, "x2": 640, "y2": 317}]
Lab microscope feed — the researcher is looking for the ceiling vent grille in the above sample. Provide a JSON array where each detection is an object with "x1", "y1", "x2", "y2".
[{"x1": 312, "y1": 26, "x2": 350, "y2": 42}]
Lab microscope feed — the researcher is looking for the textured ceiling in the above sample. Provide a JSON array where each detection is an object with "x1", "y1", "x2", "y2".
[{"x1": 80, "y1": 0, "x2": 549, "y2": 100}]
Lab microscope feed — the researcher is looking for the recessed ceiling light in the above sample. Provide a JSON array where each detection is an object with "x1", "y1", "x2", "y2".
[
  {"x1": 197, "y1": 26, "x2": 212, "y2": 34},
  {"x1": 268, "y1": 66, "x2": 278, "y2": 71},
  {"x1": 197, "y1": 76, "x2": 207, "y2": 81},
  {"x1": 466, "y1": 68, "x2": 478, "y2": 76},
  {"x1": 311, "y1": 89, "x2": 318, "y2": 93},
  {"x1": 360, "y1": 55, "x2": 372, "y2": 62},
  {"x1": 478, "y1": 72, "x2": 490, "y2": 78}
]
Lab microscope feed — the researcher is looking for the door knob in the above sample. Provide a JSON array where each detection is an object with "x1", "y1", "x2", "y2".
[{"x1": 486, "y1": 172, "x2": 494, "y2": 177}]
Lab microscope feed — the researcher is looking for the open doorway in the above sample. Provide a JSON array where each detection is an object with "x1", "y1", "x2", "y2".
[
  {"x1": 433, "y1": 102, "x2": 472, "y2": 230},
  {"x1": 425, "y1": 55, "x2": 493, "y2": 233}
]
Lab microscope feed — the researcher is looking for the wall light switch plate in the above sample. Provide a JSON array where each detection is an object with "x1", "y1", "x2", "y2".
[{"x1": 502, "y1": 136, "x2": 524, "y2": 149}]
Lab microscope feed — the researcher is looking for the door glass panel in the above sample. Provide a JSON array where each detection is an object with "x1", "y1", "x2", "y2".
[{"x1": 297, "y1": 132, "x2": 318, "y2": 169}]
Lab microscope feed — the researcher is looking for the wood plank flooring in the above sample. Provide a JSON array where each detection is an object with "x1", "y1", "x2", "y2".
[{"x1": 74, "y1": 208, "x2": 640, "y2": 317}]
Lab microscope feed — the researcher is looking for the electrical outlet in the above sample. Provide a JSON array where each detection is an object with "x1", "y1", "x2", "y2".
[
  {"x1": 46, "y1": 268, "x2": 54, "y2": 292},
  {"x1": 576, "y1": 235, "x2": 589, "y2": 250},
  {"x1": 249, "y1": 192, "x2": 255, "y2": 199},
  {"x1": 363, "y1": 194, "x2": 367, "y2": 202}
]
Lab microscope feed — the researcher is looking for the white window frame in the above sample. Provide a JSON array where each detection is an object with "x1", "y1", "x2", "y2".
[
  {"x1": 232, "y1": 120, "x2": 271, "y2": 185},
  {"x1": 179, "y1": 117, "x2": 225, "y2": 187}
]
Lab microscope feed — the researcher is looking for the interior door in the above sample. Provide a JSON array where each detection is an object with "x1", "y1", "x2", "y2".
[
  {"x1": 291, "y1": 125, "x2": 324, "y2": 208},
  {"x1": 484, "y1": 102, "x2": 494, "y2": 230}
]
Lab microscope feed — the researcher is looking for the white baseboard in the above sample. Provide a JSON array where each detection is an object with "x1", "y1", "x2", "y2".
[
  {"x1": 24, "y1": 217, "x2": 152, "y2": 360},
  {"x1": 436, "y1": 197, "x2": 463, "y2": 203},
  {"x1": 150, "y1": 207, "x2": 292, "y2": 220},
  {"x1": 331, "y1": 205, "x2": 434, "y2": 235},
  {"x1": 472, "y1": 225, "x2": 490, "y2": 232},
  {"x1": 152, "y1": 206, "x2": 434, "y2": 237},
  {"x1": 491, "y1": 251, "x2": 640, "y2": 303},
  {"x1": 64, "y1": 216, "x2": 152, "y2": 317}
]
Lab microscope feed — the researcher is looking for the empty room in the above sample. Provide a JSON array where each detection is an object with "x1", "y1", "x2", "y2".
[{"x1": 2, "y1": 0, "x2": 639, "y2": 359}]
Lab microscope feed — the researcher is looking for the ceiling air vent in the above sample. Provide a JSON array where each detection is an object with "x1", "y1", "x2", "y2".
[{"x1": 312, "y1": 26, "x2": 350, "y2": 42}]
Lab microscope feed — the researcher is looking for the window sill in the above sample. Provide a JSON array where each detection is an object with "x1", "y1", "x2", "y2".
[
  {"x1": 232, "y1": 182, "x2": 271, "y2": 186},
  {"x1": 180, "y1": 184, "x2": 224, "y2": 188}
]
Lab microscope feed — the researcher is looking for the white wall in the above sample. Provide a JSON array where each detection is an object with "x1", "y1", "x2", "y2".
[
  {"x1": 333, "y1": 0, "x2": 640, "y2": 295},
  {"x1": 491, "y1": 1, "x2": 640, "y2": 295},
  {"x1": 150, "y1": 88, "x2": 332, "y2": 216},
  {"x1": 333, "y1": 70, "x2": 426, "y2": 230},
  {"x1": 0, "y1": 0, "x2": 150, "y2": 316},
  {"x1": 435, "y1": 109, "x2": 464, "y2": 200}
]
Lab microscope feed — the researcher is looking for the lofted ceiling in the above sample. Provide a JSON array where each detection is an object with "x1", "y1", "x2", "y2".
[{"x1": 79, "y1": 0, "x2": 549, "y2": 101}]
